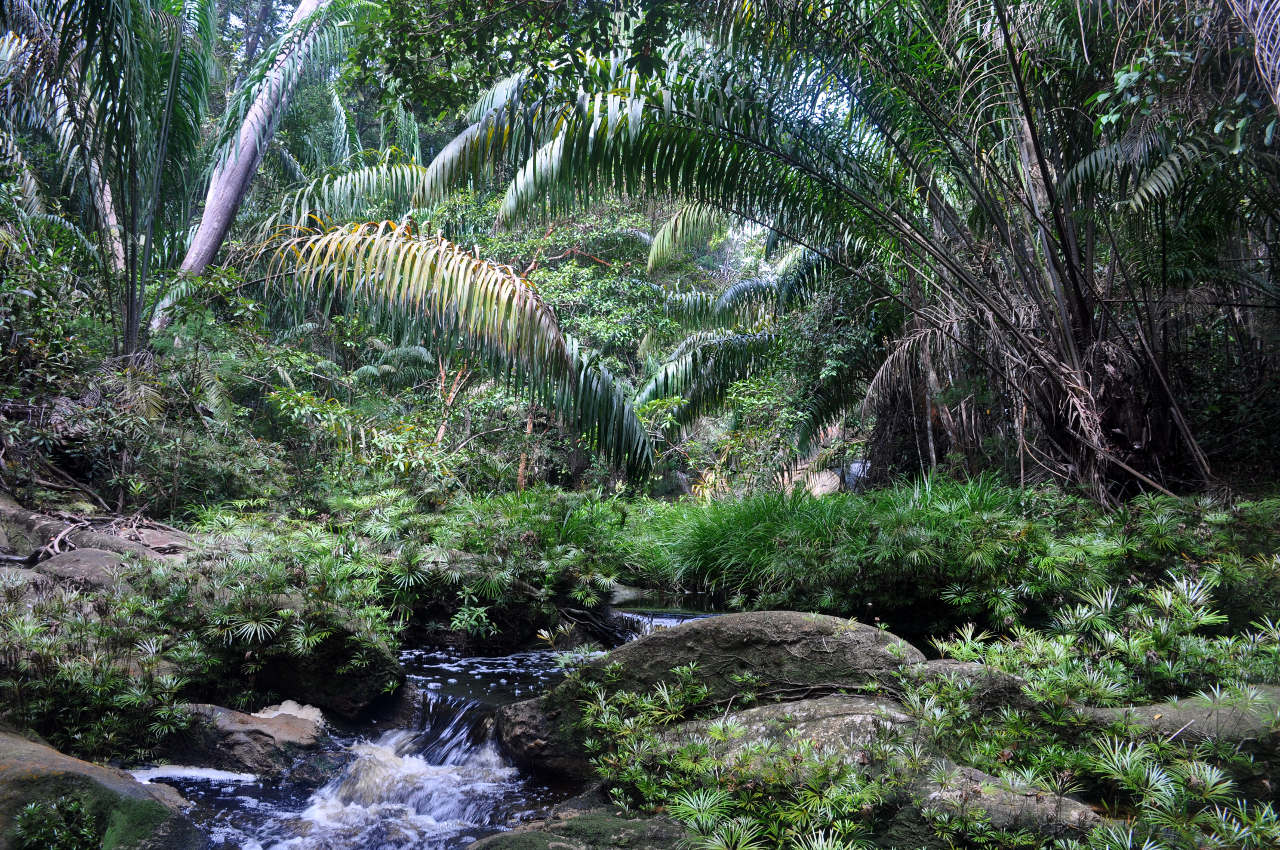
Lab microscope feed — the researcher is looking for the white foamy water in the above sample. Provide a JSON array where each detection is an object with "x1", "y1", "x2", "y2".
[
  {"x1": 132, "y1": 766, "x2": 259, "y2": 783},
  {"x1": 262, "y1": 730, "x2": 522, "y2": 849}
]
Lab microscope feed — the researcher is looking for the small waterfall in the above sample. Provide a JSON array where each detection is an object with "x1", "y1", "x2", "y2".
[
  {"x1": 268, "y1": 693, "x2": 520, "y2": 849},
  {"x1": 141, "y1": 614, "x2": 707, "y2": 850}
]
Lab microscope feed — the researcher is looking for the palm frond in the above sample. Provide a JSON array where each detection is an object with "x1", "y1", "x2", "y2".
[
  {"x1": 636, "y1": 331, "x2": 777, "y2": 434},
  {"x1": 648, "y1": 203, "x2": 724, "y2": 272},
  {"x1": 274, "y1": 220, "x2": 652, "y2": 471}
]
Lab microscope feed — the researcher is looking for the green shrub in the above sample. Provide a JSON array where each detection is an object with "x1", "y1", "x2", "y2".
[
  {"x1": 420, "y1": 486, "x2": 644, "y2": 638},
  {"x1": 631, "y1": 477, "x2": 1280, "y2": 642},
  {"x1": 12, "y1": 796, "x2": 102, "y2": 850}
]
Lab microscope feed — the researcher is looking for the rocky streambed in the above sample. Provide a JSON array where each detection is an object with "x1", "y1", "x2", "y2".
[
  {"x1": 477, "y1": 611, "x2": 1280, "y2": 849},
  {"x1": 5, "y1": 604, "x2": 1280, "y2": 849},
  {"x1": 19, "y1": 611, "x2": 695, "y2": 850}
]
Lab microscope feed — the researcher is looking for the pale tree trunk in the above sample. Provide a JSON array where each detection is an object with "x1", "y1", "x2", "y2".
[
  {"x1": 433, "y1": 357, "x2": 471, "y2": 444},
  {"x1": 152, "y1": 0, "x2": 327, "y2": 334},
  {"x1": 516, "y1": 406, "x2": 535, "y2": 491}
]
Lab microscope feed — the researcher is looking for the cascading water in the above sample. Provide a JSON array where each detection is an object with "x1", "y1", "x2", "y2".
[{"x1": 135, "y1": 611, "x2": 700, "y2": 850}]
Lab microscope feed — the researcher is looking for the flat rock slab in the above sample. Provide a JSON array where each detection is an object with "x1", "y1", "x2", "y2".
[
  {"x1": 913, "y1": 764, "x2": 1101, "y2": 836},
  {"x1": 34, "y1": 547, "x2": 127, "y2": 589},
  {"x1": 0, "y1": 730, "x2": 204, "y2": 850},
  {"x1": 1081, "y1": 684, "x2": 1280, "y2": 745},
  {"x1": 668, "y1": 694, "x2": 910, "y2": 756}
]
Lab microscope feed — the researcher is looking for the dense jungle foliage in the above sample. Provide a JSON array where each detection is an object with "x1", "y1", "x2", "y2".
[{"x1": 2, "y1": 1, "x2": 1280, "y2": 849}]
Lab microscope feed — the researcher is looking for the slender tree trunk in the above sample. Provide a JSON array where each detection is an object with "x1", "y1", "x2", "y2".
[
  {"x1": 516, "y1": 406, "x2": 535, "y2": 491},
  {"x1": 434, "y1": 358, "x2": 470, "y2": 444},
  {"x1": 153, "y1": 0, "x2": 326, "y2": 336},
  {"x1": 236, "y1": 0, "x2": 277, "y2": 91}
]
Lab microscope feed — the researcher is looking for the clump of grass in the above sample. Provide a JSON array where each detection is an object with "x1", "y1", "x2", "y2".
[{"x1": 629, "y1": 476, "x2": 1280, "y2": 641}]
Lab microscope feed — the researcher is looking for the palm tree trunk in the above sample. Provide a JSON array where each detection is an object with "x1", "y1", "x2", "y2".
[{"x1": 161, "y1": 0, "x2": 326, "y2": 312}]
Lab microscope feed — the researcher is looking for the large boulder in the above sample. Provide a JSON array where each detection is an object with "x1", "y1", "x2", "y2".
[
  {"x1": 675, "y1": 695, "x2": 1097, "y2": 838},
  {"x1": 0, "y1": 729, "x2": 205, "y2": 850},
  {"x1": 0, "y1": 567, "x2": 49, "y2": 604},
  {"x1": 34, "y1": 548, "x2": 127, "y2": 590},
  {"x1": 665, "y1": 695, "x2": 1098, "y2": 845},
  {"x1": 497, "y1": 612, "x2": 925, "y2": 780},
  {"x1": 580, "y1": 611, "x2": 924, "y2": 702},
  {"x1": 1079, "y1": 684, "x2": 1280, "y2": 746},
  {"x1": 0, "y1": 500, "x2": 156, "y2": 562},
  {"x1": 908, "y1": 764, "x2": 1100, "y2": 837},
  {"x1": 169, "y1": 702, "x2": 327, "y2": 778},
  {"x1": 884, "y1": 659, "x2": 1034, "y2": 712}
]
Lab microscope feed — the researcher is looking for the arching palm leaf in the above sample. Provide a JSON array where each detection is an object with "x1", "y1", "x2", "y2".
[
  {"x1": 648, "y1": 203, "x2": 725, "y2": 272},
  {"x1": 275, "y1": 220, "x2": 653, "y2": 472}
]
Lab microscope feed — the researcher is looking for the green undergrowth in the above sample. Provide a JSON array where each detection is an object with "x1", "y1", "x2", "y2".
[
  {"x1": 0, "y1": 483, "x2": 646, "y2": 759},
  {"x1": 629, "y1": 476, "x2": 1280, "y2": 641}
]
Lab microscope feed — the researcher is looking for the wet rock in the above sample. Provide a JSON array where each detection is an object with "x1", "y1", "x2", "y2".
[
  {"x1": 582, "y1": 611, "x2": 923, "y2": 703},
  {"x1": 495, "y1": 696, "x2": 587, "y2": 779},
  {"x1": 171, "y1": 703, "x2": 327, "y2": 777},
  {"x1": 34, "y1": 547, "x2": 127, "y2": 589},
  {"x1": 498, "y1": 612, "x2": 923, "y2": 780},
  {"x1": 0, "y1": 729, "x2": 205, "y2": 850},
  {"x1": 365, "y1": 680, "x2": 425, "y2": 734},
  {"x1": 467, "y1": 809, "x2": 685, "y2": 850}
]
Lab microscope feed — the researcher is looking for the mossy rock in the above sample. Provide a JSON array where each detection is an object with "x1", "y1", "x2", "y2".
[
  {"x1": 0, "y1": 730, "x2": 205, "y2": 850},
  {"x1": 468, "y1": 810, "x2": 684, "y2": 850},
  {"x1": 497, "y1": 611, "x2": 924, "y2": 780}
]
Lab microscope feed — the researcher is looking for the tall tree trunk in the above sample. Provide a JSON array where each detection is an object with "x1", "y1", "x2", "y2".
[
  {"x1": 154, "y1": 0, "x2": 326, "y2": 335},
  {"x1": 434, "y1": 358, "x2": 471, "y2": 444},
  {"x1": 236, "y1": 0, "x2": 277, "y2": 91}
]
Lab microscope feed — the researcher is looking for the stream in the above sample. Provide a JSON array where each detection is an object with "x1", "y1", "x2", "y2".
[{"x1": 135, "y1": 611, "x2": 699, "y2": 850}]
